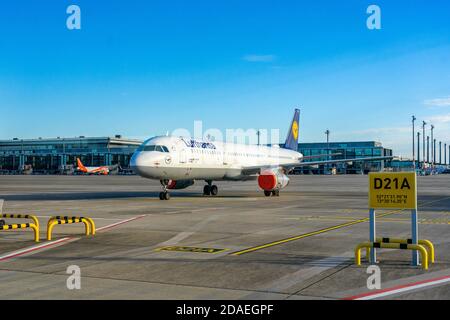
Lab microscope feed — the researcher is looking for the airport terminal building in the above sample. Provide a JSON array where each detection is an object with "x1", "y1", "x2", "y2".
[
  {"x1": 297, "y1": 141, "x2": 393, "y2": 174},
  {"x1": 0, "y1": 136, "x2": 141, "y2": 174},
  {"x1": 0, "y1": 136, "x2": 392, "y2": 174}
]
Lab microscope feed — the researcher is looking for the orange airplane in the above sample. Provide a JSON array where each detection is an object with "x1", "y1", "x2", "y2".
[{"x1": 76, "y1": 158, "x2": 110, "y2": 175}]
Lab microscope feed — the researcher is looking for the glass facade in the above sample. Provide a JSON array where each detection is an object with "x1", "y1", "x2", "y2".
[
  {"x1": 0, "y1": 137, "x2": 141, "y2": 174},
  {"x1": 295, "y1": 141, "x2": 392, "y2": 174}
]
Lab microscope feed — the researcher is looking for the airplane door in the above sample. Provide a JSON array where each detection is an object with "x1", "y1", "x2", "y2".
[
  {"x1": 179, "y1": 148, "x2": 187, "y2": 164},
  {"x1": 223, "y1": 146, "x2": 228, "y2": 165},
  {"x1": 223, "y1": 146, "x2": 232, "y2": 166}
]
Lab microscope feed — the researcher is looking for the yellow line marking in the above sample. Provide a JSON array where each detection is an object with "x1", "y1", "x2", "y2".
[
  {"x1": 232, "y1": 196, "x2": 450, "y2": 256},
  {"x1": 232, "y1": 219, "x2": 369, "y2": 256},
  {"x1": 284, "y1": 216, "x2": 450, "y2": 224}
]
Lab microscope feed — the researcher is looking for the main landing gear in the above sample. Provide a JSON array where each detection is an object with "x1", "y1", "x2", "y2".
[
  {"x1": 264, "y1": 189, "x2": 280, "y2": 197},
  {"x1": 203, "y1": 180, "x2": 218, "y2": 196},
  {"x1": 159, "y1": 180, "x2": 171, "y2": 200},
  {"x1": 159, "y1": 191, "x2": 170, "y2": 200}
]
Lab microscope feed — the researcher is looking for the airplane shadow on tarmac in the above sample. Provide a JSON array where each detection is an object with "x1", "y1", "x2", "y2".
[
  {"x1": 0, "y1": 191, "x2": 257, "y2": 201},
  {"x1": 13, "y1": 253, "x2": 356, "y2": 268}
]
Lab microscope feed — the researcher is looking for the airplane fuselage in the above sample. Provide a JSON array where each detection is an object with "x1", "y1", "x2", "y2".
[
  {"x1": 82, "y1": 166, "x2": 109, "y2": 175},
  {"x1": 130, "y1": 136, "x2": 303, "y2": 181}
]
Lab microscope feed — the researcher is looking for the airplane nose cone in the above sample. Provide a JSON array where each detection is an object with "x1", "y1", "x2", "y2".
[
  {"x1": 130, "y1": 152, "x2": 144, "y2": 175},
  {"x1": 130, "y1": 151, "x2": 166, "y2": 178}
]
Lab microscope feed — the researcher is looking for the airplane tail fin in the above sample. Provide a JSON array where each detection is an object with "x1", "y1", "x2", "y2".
[
  {"x1": 283, "y1": 108, "x2": 300, "y2": 151},
  {"x1": 76, "y1": 158, "x2": 88, "y2": 172}
]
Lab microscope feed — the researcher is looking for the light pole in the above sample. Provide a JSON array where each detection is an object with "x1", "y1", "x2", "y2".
[
  {"x1": 422, "y1": 121, "x2": 426, "y2": 168},
  {"x1": 445, "y1": 143, "x2": 447, "y2": 165},
  {"x1": 21, "y1": 139, "x2": 24, "y2": 172},
  {"x1": 434, "y1": 139, "x2": 436, "y2": 164},
  {"x1": 412, "y1": 116, "x2": 416, "y2": 169},
  {"x1": 439, "y1": 141, "x2": 442, "y2": 164},
  {"x1": 417, "y1": 132, "x2": 421, "y2": 168},
  {"x1": 430, "y1": 125, "x2": 434, "y2": 166},
  {"x1": 325, "y1": 129, "x2": 330, "y2": 174},
  {"x1": 427, "y1": 136, "x2": 430, "y2": 163}
]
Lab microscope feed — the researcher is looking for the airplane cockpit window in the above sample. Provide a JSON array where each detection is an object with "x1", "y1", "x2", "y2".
[
  {"x1": 156, "y1": 145, "x2": 169, "y2": 152},
  {"x1": 138, "y1": 145, "x2": 170, "y2": 152}
]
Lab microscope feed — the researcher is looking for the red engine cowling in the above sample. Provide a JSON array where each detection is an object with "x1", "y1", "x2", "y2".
[
  {"x1": 258, "y1": 171, "x2": 290, "y2": 191},
  {"x1": 166, "y1": 179, "x2": 195, "y2": 190}
]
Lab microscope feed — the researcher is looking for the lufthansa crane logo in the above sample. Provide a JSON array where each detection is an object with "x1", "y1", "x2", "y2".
[{"x1": 292, "y1": 121, "x2": 299, "y2": 140}]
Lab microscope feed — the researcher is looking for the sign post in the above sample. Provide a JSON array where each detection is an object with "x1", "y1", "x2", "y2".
[
  {"x1": 369, "y1": 208, "x2": 376, "y2": 263},
  {"x1": 411, "y1": 208, "x2": 419, "y2": 266},
  {"x1": 368, "y1": 172, "x2": 418, "y2": 266}
]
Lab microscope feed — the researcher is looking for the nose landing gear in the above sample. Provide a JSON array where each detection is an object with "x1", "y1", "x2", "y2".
[
  {"x1": 159, "y1": 191, "x2": 170, "y2": 200},
  {"x1": 159, "y1": 180, "x2": 171, "y2": 200}
]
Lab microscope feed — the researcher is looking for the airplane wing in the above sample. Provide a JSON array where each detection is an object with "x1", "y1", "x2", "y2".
[
  {"x1": 302, "y1": 153, "x2": 342, "y2": 160},
  {"x1": 240, "y1": 156, "x2": 393, "y2": 175},
  {"x1": 241, "y1": 162, "x2": 301, "y2": 175},
  {"x1": 296, "y1": 156, "x2": 394, "y2": 167},
  {"x1": 241, "y1": 166, "x2": 276, "y2": 176}
]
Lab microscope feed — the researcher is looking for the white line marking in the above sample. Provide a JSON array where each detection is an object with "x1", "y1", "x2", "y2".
[
  {"x1": 0, "y1": 237, "x2": 73, "y2": 262},
  {"x1": 345, "y1": 275, "x2": 450, "y2": 300},
  {"x1": 96, "y1": 215, "x2": 147, "y2": 232}
]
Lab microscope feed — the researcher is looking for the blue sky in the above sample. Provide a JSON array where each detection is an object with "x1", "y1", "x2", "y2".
[{"x1": 1, "y1": 0, "x2": 449, "y2": 156}]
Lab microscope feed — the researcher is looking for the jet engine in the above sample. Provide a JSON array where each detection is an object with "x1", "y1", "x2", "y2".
[
  {"x1": 258, "y1": 170, "x2": 290, "y2": 191},
  {"x1": 166, "y1": 179, "x2": 195, "y2": 190}
]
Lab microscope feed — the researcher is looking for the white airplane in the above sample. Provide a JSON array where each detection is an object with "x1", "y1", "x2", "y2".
[{"x1": 130, "y1": 109, "x2": 393, "y2": 200}]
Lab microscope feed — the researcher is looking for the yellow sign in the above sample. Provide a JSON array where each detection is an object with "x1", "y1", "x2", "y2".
[
  {"x1": 369, "y1": 172, "x2": 417, "y2": 209},
  {"x1": 156, "y1": 246, "x2": 228, "y2": 254}
]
